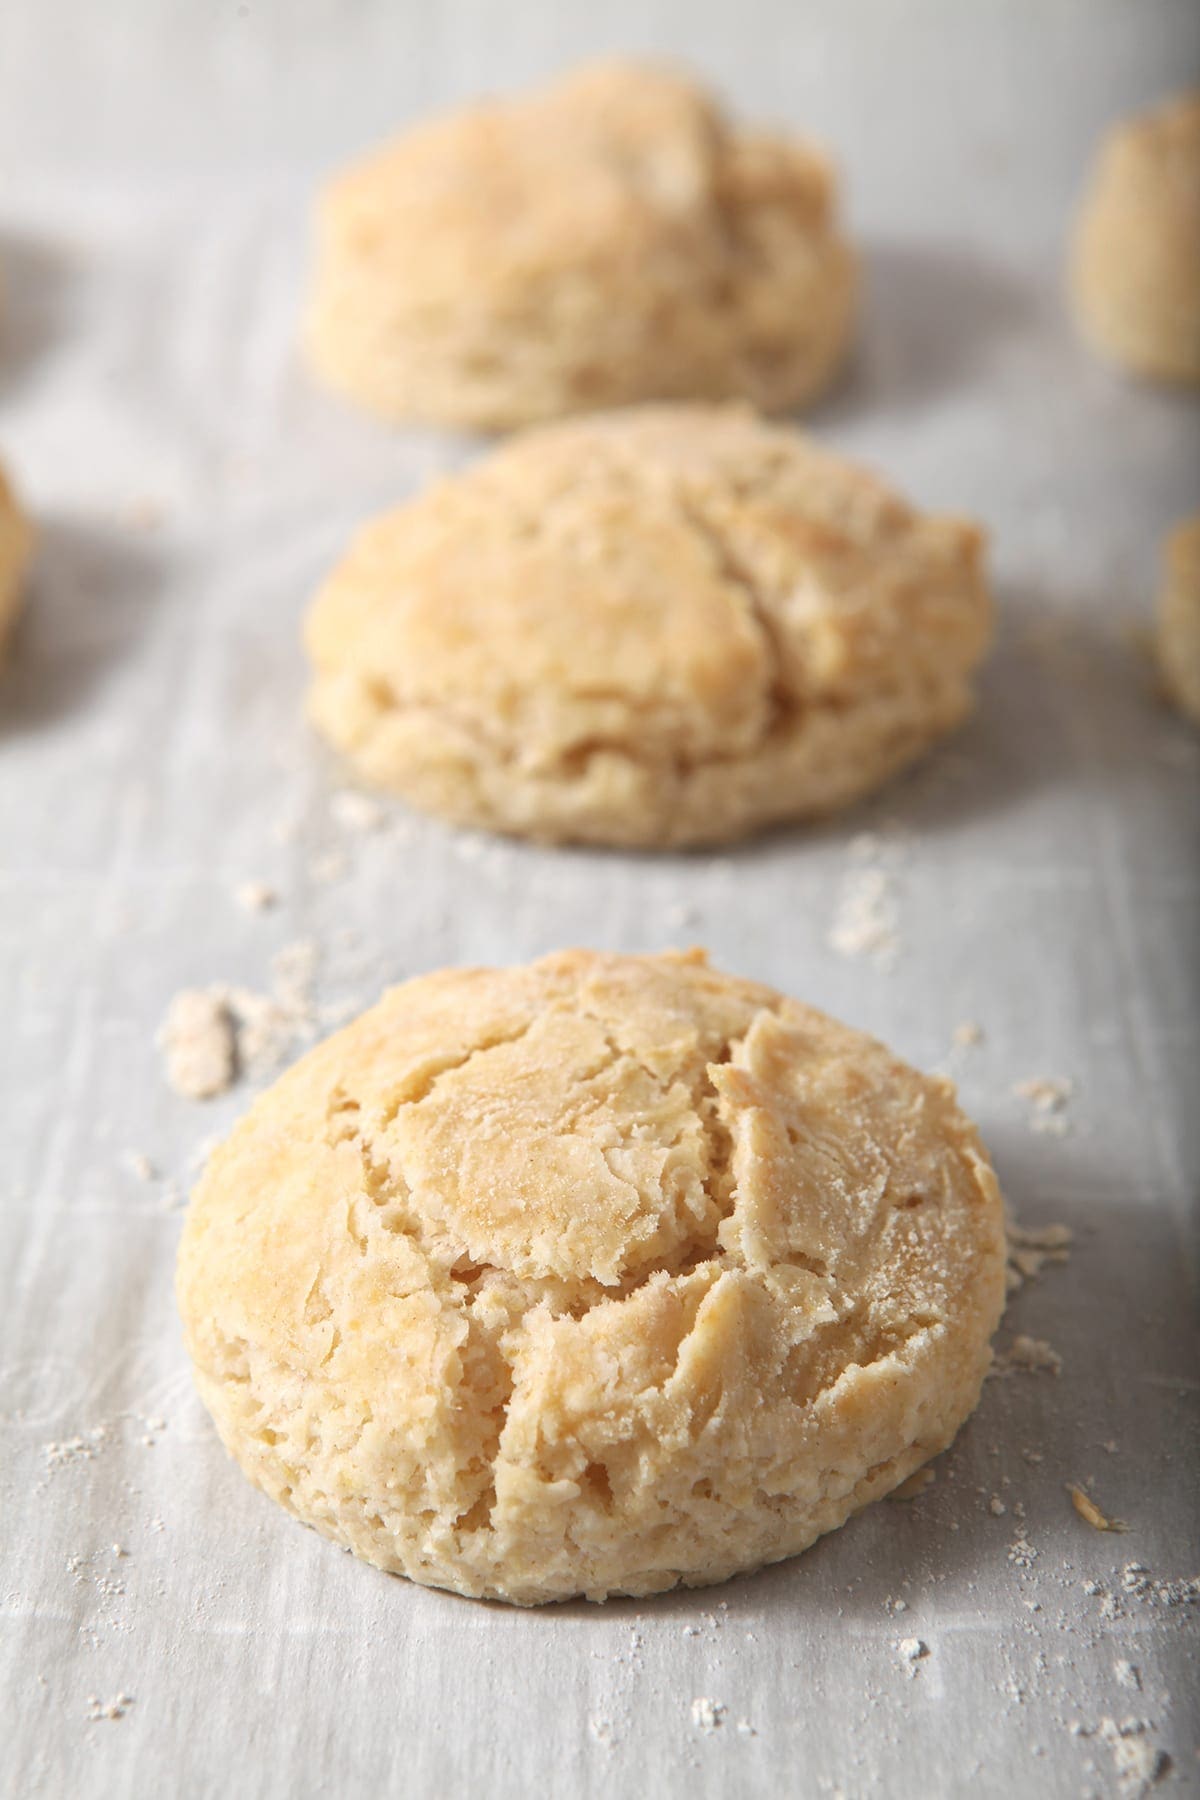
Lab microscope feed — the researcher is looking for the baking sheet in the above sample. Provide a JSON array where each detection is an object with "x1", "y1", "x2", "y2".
[{"x1": 2, "y1": 2, "x2": 1199, "y2": 1795}]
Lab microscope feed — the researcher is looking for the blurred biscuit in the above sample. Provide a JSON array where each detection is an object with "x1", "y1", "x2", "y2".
[
  {"x1": 1072, "y1": 90, "x2": 1200, "y2": 384},
  {"x1": 305, "y1": 60, "x2": 856, "y2": 429},
  {"x1": 1158, "y1": 515, "x2": 1200, "y2": 725},
  {"x1": 305, "y1": 404, "x2": 991, "y2": 847}
]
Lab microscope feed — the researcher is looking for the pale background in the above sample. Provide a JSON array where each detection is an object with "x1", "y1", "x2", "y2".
[{"x1": 1, "y1": 2, "x2": 1198, "y2": 1796}]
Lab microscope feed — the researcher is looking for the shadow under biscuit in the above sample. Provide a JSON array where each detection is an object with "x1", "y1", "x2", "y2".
[
  {"x1": 0, "y1": 226, "x2": 78, "y2": 398},
  {"x1": 0, "y1": 512, "x2": 165, "y2": 733},
  {"x1": 813, "y1": 237, "x2": 1038, "y2": 423}
]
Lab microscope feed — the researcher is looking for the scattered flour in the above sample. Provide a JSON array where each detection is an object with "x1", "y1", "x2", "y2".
[
  {"x1": 1013, "y1": 1076, "x2": 1074, "y2": 1137},
  {"x1": 330, "y1": 789, "x2": 386, "y2": 834},
  {"x1": 1008, "y1": 1535, "x2": 1038, "y2": 1570},
  {"x1": 86, "y1": 1694, "x2": 134, "y2": 1722},
  {"x1": 1097, "y1": 1717, "x2": 1170, "y2": 1794},
  {"x1": 43, "y1": 1426, "x2": 109, "y2": 1472},
  {"x1": 159, "y1": 941, "x2": 321, "y2": 1100},
  {"x1": 829, "y1": 867, "x2": 900, "y2": 970},
  {"x1": 828, "y1": 827, "x2": 912, "y2": 970},
  {"x1": 896, "y1": 1638, "x2": 928, "y2": 1676},
  {"x1": 234, "y1": 880, "x2": 278, "y2": 914},
  {"x1": 691, "y1": 1697, "x2": 726, "y2": 1732}
]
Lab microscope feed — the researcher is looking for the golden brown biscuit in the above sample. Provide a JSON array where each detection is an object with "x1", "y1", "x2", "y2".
[
  {"x1": 305, "y1": 60, "x2": 856, "y2": 429},
  {"x1": 177, "y1": 949, "x2": 1006, "y2": 1606},
  {"x1": 1071, "y1": 90, "x2": 1200, "y2": 384},
  {"x1": 305, "y1": 404, "x2": 991, "y2": 847},
  {"x1": 1157, "y1": 515, "x2": 1200, "y2": 725},
  {"x1": 0, "y1": 462, "x2": 32, "y2": 658}
]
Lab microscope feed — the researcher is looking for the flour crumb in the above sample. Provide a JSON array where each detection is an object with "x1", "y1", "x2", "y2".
[
  {"x1": 588, "y1": 1717, "x2": 616, "y2": 1749},
  {"x1": 1114, "y1": 1661, "x2": 1141, "y2": 1692},
  {"x1": 994, "y1": 1334, "x2": 1063, "y2": 1377},
  {"x1": 885, "y1": 1595, "x2": 909, "y2": 1615},
  {"x1": 159, "y1": 943, "x2": 321, "y2": 1101},
  {"x1": 691, "y1": 1697, "x2": 726, "y2": 1732},
  {"x1": 234, "y1": 880, "x2": 278, "y2": 914},
  {"x1": 1097, "y1": 1717, "x2": 1170, "y2": 1793},
  {"x1": 896, "y1": 1637, "x2": 928, "y2": 1675},
  {"x1": 1008, "y1": 1535, "x2": 1038, "y2": 1569},
  {"x1": 665, "y1": 901, "x2": 699, "y2": 930},
  {"x1": 735, "y1": 1719, "x2": 756, "y2": 1737},
  {"x1": 1068, "y1": 1483, "x2": 1130, "y2": 1533},
  {"x1": 330, "y1": 789, "x2": 385, "y2": 834},
  {"x1": 1119, "y1": 1562, "x2": 1200, "y2": 1608},
  {"x1": 989, "y1": 1496, "x2": 1007, "y2": 1516},
  {"x1": 1013, "y1": 1076, "x2": 1074, "y2": 1136},
  {"x1": 43, "y1": 1424, "x2": 109, "y2": 1473},
  {"x1": 86, "y1": 1693, "x2": 134, "y2": 1722},
  {"x1": 158, "y1": 989, "x2": 236, "y2": 1100},
  {"x1": 309, "y1": 848, "x2": 347, "y2": 885},
  {"x1": 829, "y1": 866, "x2": 900, "y2": 970},
  {"x1": 1005, "y1": 1217, "x2": 1072, "y2": 1291},
  {"x1": 953, "y1": 1020, "x2": 984, "y2": 1049}
]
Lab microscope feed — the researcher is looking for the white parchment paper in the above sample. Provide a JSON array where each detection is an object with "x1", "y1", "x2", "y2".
[{"x1": 2, "y1": 3, "x2": 1198, "y2": 1795}]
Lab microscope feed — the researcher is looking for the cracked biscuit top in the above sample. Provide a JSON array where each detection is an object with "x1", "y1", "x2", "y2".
[
  {"x1": 304, "y1": 59, "x2": 856, "y2": 429},
  {"x1": 177, "y1": 949, "x2": 1006, "y2": 1606},
  {"x1": 305, "y1": 404, "x2": 992, "y2": 847}
]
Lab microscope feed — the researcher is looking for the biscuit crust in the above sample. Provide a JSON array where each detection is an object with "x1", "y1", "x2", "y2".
[
  {"x1": 1158, "y1": 516, "x2": 1200, "y2": 726},
  {"x1": 177, "y1": 949, "x2": 1007, "y2": 1606},
  {"x1": 305, "y1": 60, "x2": 856, "y2": 428},
  {"x1": 1071, "y1": 90, "x2": 1200, "y2": 385},
  {"x1": 306, "y1": 405, "x2": 992, "y2": 847}
]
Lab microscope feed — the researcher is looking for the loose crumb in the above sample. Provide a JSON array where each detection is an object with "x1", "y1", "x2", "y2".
[
  {"x1": 126, "y1": 1151, "x2": 157, "y2": 1182},
  {"x1": 896, "y1": 1637, "x2": 928, "y2": 1676},
  {"x1": 691, "y1": 1697, "x2": 725, "y2": 1732},
  {"x1": 159, "y1": 942, "x2": 322, "y2": 1101},
  {"x1": 993, "y1": 1335, "x2": 1063, "y2": 1377},
  {"x1": 1005, "y1": 1217, "x2": 1072, "y2": 1291},
  {"x1": 234, "y1": 880, "x2": 278, "y2": 914},
  {"x1": 1013, "y1": 1076, "x2": 1074, "y2": 1136},
  {"x1": 330, "y1": 790, "x2": 386, "y2": 834},
  {"x1": 157, "y1": 989, "x2": 236, "y2": 1100},
  {"x1": 1068, "y1": 1483, "x2": 1130, "y2": 1533},
  {"x1": 953, "y1": 1020, "x2": 984, "y2": 1049},
  {"x1": 829, "y1": 866, "x2": 900, "y2": 970},
  {"x1": 1097, "y1": 1717, "x2": 1170, "y2": 1792},
  {"x1": 86, "y1": 1694, "x2": 134, "y2": 1722}
]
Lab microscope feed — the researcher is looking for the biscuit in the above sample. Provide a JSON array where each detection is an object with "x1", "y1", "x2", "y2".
[
  {"x1": 304, "y1": 60, "x2": 855, "y2": 429},
  {"x1": 1157, "y1": 515, "x2": 1200, "y2": 725},
  {"x1": 0, "y1": 462, "x2": 32, "y2": 658},
  {"x1": 177, "y1": 948, "x2": 1006, "y2": 1606},
  {"x1": 305, "y1": 404, "x2": 991, "y2": 847},
  {"x1": 1071, "y1": 90, "x2": 1200, "y2": 385}
]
